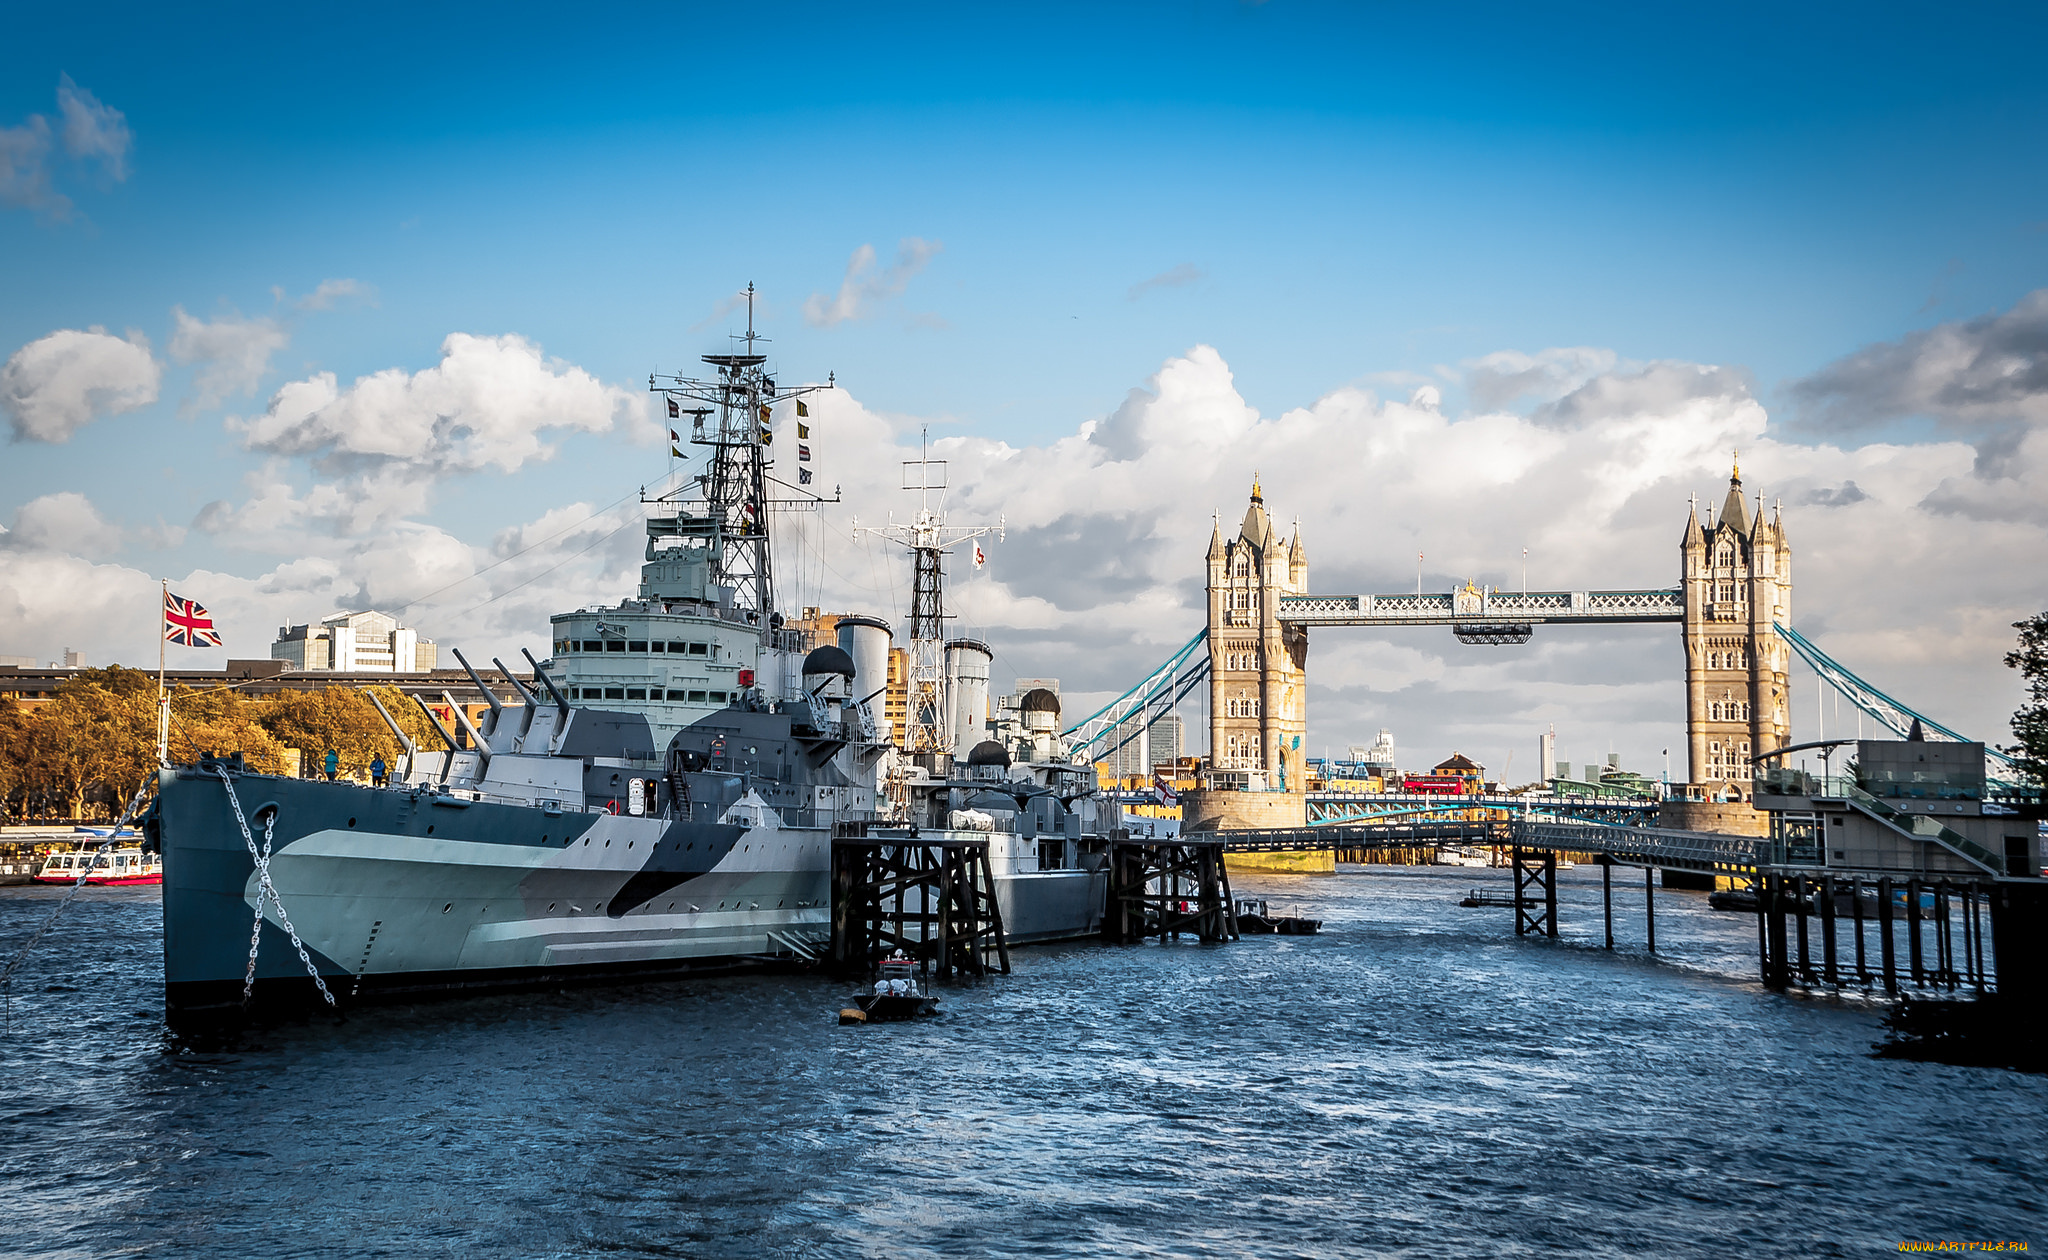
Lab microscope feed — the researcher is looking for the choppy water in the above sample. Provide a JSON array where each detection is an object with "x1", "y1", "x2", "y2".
[{"x1": 1, "y1": 865, "x2": 2042, "y2": 1259}]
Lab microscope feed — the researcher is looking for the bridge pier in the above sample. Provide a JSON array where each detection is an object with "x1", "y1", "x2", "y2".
[
  {"x1": 1645, "y1": 866, "x2": 1657, "y2": 952},
  {"x1": 1512, "y1": 847, "x2": 1557, "y2": 938},
  {"x1": 1601, "y1": 857, "x2": 1614, "y2": 949},
  {"x1": 1105, "y1": 838, "x2": 1237, "y2": 944},
  {"x1": 830, "y1": 831, "x2": 1011, "y2": 980}
]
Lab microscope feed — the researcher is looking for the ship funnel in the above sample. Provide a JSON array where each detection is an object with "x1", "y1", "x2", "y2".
[
  {"x1": 836, "y1": 615, "x2": 893, "y2": 743},
  {"x1": 944, "y1": 638, "x2": 993, "y2": 754}
]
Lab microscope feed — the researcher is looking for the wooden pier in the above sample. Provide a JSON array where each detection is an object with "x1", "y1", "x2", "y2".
[
  {"x1": 1104, "y1": 837, "x2": 1238, "y2": 944},
  {"x1": 829, "y1": 827, "x2": 1010, "y2": 980}
]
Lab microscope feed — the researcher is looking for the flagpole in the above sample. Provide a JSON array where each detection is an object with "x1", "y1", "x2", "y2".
[{"x1": 157, "y1": 578, "x2": 169, "y2": 766}]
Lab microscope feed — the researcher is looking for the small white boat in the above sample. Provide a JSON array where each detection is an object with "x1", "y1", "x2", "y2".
[{"x1": 35, "y1": 833, "x2": 160, "y2": 886}]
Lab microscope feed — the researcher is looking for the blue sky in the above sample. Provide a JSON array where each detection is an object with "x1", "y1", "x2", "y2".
[{"x1": 5, "y1": 2, "x2": 2047, "y2": 773}]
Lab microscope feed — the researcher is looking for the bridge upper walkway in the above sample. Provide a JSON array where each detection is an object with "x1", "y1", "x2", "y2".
[{"x1": 1277, "y1": 588, "x2": 1683, "y2": 626}]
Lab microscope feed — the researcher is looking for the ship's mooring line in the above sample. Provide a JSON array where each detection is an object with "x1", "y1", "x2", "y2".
[
  {"x1": 213, "y1": 767, "x2": 336, "y2": 1010},
  {"x1": 0, "y1": 783, "x2": 153, "y2": 1033}
]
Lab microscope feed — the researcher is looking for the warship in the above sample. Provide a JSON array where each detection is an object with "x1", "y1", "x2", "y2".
[{"x1": 150, "y1": 300, "x2": 1114, "y2": 1021}]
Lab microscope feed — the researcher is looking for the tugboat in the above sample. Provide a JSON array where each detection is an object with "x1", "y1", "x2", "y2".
[
  {"x1": 1231, "y1": 897, "x2": 1321, "y2": 935},
  {"x1": 840, "y1": 950, "x2": 940, "y2": 1024}
]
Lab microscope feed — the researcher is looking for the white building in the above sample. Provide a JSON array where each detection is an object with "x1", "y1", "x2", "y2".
[{"x1": 272, "y1": 611, "x2": 437, "y2": 673}]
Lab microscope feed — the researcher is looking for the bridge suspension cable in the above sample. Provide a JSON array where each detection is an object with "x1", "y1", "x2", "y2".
[
  {"x1": 1772, "y1": 622, "x2": 2021, "y2": 781},
  {"x1": 1063, "y1": 629, "x2": 1210, "y2": 762}
]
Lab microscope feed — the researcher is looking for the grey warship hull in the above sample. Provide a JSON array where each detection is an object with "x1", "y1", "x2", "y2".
[{"x1": 155, "y1": 762, "x2": 827, "y2": 1019}]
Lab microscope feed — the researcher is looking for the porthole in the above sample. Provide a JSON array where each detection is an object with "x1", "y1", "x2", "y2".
[
  {"x1": 584, "y1": 838, "x2": 590, "y2": 845},
  {"x1": 548, "y1": 903, "x2": 556, "y2": 912},
  {"x1": 348, "y1": 818, "x2": 357, "y2": 827},
  {"x1": 426, "y1": 825, "x2": 434, "y2": 835},
  {"x1": 442, "y1": 904, "x2": 452, "y2": 914},
  {"x1": 541, "y1": 835, "x2": 548, "y2": 844}
]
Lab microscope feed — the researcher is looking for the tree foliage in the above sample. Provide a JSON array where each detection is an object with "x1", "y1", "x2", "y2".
[
  {"x1": 2006, "y1": 609, "x2": 2048, "y2": 787},
  {"x1": 0, "y1": 675, "x2": 461, "y2": 821}
]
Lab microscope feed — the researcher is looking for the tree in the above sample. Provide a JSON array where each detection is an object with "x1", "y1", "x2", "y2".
[
  {"x1": 0, "y1": 697, "x2": 32, "y2": 821},
  {"x1": 257, "y1": 687, "x2": 405, "y2": 780},
  {"x1": 167, "y1": 685, "x2": 290, "y2": 777},
  {"x1": 32, "y1": 669, "x2": 157, "y2": 818},
  {"x1": 2006, "y1": 610, "x2": 2048, "y2": 787}
]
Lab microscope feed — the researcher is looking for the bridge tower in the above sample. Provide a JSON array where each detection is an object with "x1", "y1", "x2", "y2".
[
  {"x1": 1680, "y1": 462, "x2": 1792, "y2": 800},
  {"x1": 1206, "y1": 480, "x2": 1310, "y2": 790}
]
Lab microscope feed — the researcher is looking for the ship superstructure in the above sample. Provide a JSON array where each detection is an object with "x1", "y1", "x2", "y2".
[{"x1": 549, "y1": 286, "x2": 832, "y2": 748}]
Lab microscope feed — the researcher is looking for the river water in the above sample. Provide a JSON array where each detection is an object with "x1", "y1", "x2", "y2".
[{"x1": 1, "y1": 865, "x2": 2041, "y2": 1258}]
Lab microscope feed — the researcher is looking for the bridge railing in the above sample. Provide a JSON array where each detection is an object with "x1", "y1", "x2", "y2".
[{"x1": 1215, "y1": 818, "x2": 1765, "y2": 873}]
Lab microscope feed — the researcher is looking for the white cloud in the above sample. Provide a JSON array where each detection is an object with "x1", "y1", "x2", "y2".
[
  {"x1": 170, "y1": 306, "x2": 291, "y2": 413},
  {"x1": 56, "y1": 75, "x2": 131, "y2": 182},
  {"x1": 0, "y1": 492, "x2": 123, "y2": 556},
  {"x1": 0, "y1": 327, "x2": 162, "y2": 442},
  {"x1": 233, "y1": 331, "x2": 636, "y2": 474},
  {"x1": 803, "y1": 238, "x2": 942, "y2": 327}
]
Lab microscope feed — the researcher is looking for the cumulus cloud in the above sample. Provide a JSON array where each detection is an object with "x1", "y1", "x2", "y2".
[
  {"x1": 1, "y1": 327, "x2": 162, "y2": 442},
  {"x1": 170, "y1": 307, "x2": 290, "y2": 413},
  {"x1": 0, "y1": 77, "x2": 130, "y2": 219},
  {"x1": 1793, "y1": 290, "x2": 2048, "y2": 526},
  {"x1": 804, "y1": 239, "x2": 942, "y2": 327},
  {"x1": 0, "y1": 492, "x2": 123, "y2": 556},
  {"x1": 234, "y1": 331, "x2": 636, "y2": 474},
  {"x1": 1128, "y1": 263, "x2": 1204, "y2": 301}
]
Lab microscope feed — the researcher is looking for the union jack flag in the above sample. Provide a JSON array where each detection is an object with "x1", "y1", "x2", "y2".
[{"x1": 164, "y1": 591, "x2": 222, "y2": 647}]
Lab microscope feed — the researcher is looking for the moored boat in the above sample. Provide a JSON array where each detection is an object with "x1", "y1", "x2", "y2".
[{"x1": 35, "y1": 832, "x2": 160, "y2": 886}]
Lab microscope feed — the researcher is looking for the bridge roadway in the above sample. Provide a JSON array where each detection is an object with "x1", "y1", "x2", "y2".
[{"x1": 1215, "y1": 818, "x2": 1765, "y2": 876}]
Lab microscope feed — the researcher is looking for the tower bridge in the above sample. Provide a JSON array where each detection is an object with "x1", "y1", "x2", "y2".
[
  {"x1": 1199, "y1": 464, "x2": 1788, "y2": 805},
  {"x1": 1064, "y1": 463, "x2": 2017, "y2": 824}
]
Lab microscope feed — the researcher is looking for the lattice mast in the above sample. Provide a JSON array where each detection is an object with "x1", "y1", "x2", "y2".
[
  {"x1": 855, "y1": 427, "x2": 1002, "y2": 754},
  {"x1": 648, "y1": 283, "x2": 834, "y2": 643}
]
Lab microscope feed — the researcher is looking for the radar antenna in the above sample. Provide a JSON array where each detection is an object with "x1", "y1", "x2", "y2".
[{"x1": 646, "y1": 282, "x2": 838, "y2": 642}]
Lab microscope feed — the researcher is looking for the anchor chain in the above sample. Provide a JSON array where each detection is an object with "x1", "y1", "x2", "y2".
[{"x1": 214, "y1": 766, "x2": 336, "y2": 1009}]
